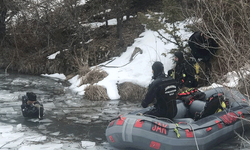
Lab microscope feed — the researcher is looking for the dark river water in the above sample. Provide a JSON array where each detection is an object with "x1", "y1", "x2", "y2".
[{"x1": 0, "y1": 69, "x2": 250, "y2": 150}]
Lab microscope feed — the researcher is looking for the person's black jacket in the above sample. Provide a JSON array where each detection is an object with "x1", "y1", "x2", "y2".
[
  {"x1": 21, "y1": 95, "x2": 44, "y2": 118},
  {"x1": 168, "y1": 51, "x2": 197, "y2": 88},
  {"x1": 188, "y1": 31, "x2": 218, "y2": 62},
  {"x1": 141, "y1": 61, "x2": 178, "y2": 119},
  {"x1": 174, "y1": 59, "x2": 197, "y2": 88},
  {"x1": 141, "y1": 74, "x2": 177, "y2": 119}
]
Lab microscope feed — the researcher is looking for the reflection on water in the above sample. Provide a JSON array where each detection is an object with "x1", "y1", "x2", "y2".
[{"x1": 0, "y1": 69, "x2": 250, "y2": 150}]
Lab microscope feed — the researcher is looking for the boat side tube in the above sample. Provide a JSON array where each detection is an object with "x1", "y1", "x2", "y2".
[
  {"x1": 106, "y1": 88, "x2": 250, "y2": 150},
  {"x1": 106, "y1": 106, "x2": 250, "y2": 150}
]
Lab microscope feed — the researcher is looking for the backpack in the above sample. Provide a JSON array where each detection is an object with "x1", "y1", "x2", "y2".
[
  {"x1": 177, "y1": 88, "x2": 206, "y2": 106},
  {"x1": 194, "y1": 93, "x2": 229, "y2": 120}
]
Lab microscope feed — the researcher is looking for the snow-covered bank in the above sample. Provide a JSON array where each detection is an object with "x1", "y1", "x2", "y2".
[
  {"x1": 56, "y1": 22, "x2": 194, "y2": 100},
  {"x1": 42, "y1": 20, "x2": 244, "y2": 100}
]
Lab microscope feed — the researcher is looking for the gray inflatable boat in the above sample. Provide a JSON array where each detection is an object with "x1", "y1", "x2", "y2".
[{"x1": 105, "y1": 87, "x2": 250, "y2": 150}]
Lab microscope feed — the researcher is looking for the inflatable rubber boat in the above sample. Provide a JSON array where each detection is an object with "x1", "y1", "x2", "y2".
[{"x1": 105, "y1": 87, "x2": 250, "y2": 150}]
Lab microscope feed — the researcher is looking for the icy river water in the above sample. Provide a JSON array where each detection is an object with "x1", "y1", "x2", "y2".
[{"x1": 0, "y1": 69, "x2": 249, "y2": 150}]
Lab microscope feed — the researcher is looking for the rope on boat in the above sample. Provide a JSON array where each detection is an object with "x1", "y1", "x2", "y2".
[
  {"x1": 188, "y1": 123, "x2": 200, "y2": 150},
  {"x1": 111, "y1": 106, "x2": 250, "y2": 132},
  {"x1": 174, "y1": 124, "x2": 180, "y2": 138},
  {"x1": 108, "y1": 108, "x2": 250, "y2": 150},
  {"x1": 140, "y1": 113, "x2": 224, "y2": 131},
  {"x1": 142, "y1": 114, "x2": 175, "y2": 123}
]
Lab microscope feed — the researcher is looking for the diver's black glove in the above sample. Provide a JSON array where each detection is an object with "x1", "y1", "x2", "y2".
[
  {"x1": 168, "y1": 69, "x2": 174, "y2": 77},
  {"x1": 22, "y1": 96, "x2": 27, "y2": 105},
  {"x1": 141, "y1": 101, "x2": 148, "y2": 108}
]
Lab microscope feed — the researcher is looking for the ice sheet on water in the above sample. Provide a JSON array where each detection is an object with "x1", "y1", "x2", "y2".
[
  {"x1": 0, "y1": 73, "x2": 9, "y2": 78},
  {"x1": 11, "y1": 78, "x2": 30, "y2": 85},
  {"x1": 39, "y1": 118, "x2": 53, "y2": 123},
  {"x1": 43, "y1": 102, "x2": 56, "y2": 109},
  {"x1": 24, "y1": 135, "x2": 47, "y2": 142},
  {"x1": 0, "y1": 132, "x2": 24, "y2": 148},
  {"x1": 65, "y1": 100, "x2": 83, "y2": 107},
  {"x1": 9, "y1": 119, "x2": 17, "y2": 123},
  {"x1": 81, "y1": 141, "x2": 96, "y2": 149},
  {"x1": 102, "y1": 108, "x2": 120, "y2": 115},
  {"x1": 0, "y1": 107, "x2": 15, "y2": 114},
  {"x1": 63, "y1": 109, "x2": 71, "y2": 114},
  {"x1": 27, "y1": 118, "x2": 42, "y2": 122},
  {"x1": 19, "y1": 143, "x2": 64, "y2": 150},
  {"x1": 66, "y1": 117, "x2": 78, "y2": 120},
  {"x1": 107, "y1": 100, "x2": 120, "y2": 105},
  {"x1": 0, "y1": 125, "x2": 13, "y2": 133},
  {"x1": 61, "y1": 143, "x2": 82, "y2": 150},
  {"x1": 80, "y1": 114, "x2": 101, "y2": 121},
  {"x1": 41, "y1": 130, "x2": 50, "y2": 134},
  {"x1": 3, "y1": 101, "x2": 20, "y2": 107},
  {"x1": 74, "y1": 119, "x2": 92, "y2": 124},
  {"x1": 0, "y1": 137, "x2": 24, "y2": 149},
  {"x1": 0, "y1": 92, "x2": 16, "y2": 102},
  {"x1": 91, "y1": 115, "x2": 99, "y2": 120},
  {"x1": 38, "y1": 125, "x2": 47, "y2": 130}
]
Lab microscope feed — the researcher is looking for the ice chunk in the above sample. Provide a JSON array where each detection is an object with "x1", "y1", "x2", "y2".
[
  {"x1": 66, "y1": 117, "x2": 78, "y2": 120},
  {"x1": 39, "y1": 118, "x2": 53, "y2": 123},
  {"x1": 38, "y1": 125, "x2": 47, "y2": 130},
  {"x1": 50, "y1": 132, "x2": 60, "y2": 136},
  {"x1": 27, "y1": 118, "x2": 40, "y2": 122},
  {"x1": 11, "y1": 78, "x2": 30, "y2": 85},
  {"x1": 24, "y1": 135, "x2": 47, "y2": 142},
  {"x1": 15, "y1": 124, "x2": 22, "y2": 131},
  {"x1": 102, "y1": 109, "x2": 119, "y2": 115}
]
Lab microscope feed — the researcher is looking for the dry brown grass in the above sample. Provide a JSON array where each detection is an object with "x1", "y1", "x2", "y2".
[
  {"x1": 80, "y1": 67, "x2": 109, "y2": 101},
  {"x1": 65, "y1": 73, "x2": 77, "y2": 80},
  {"x1": 45, "y1": 60, "x2": 62, "y2": 74},
  {"x1": 84, "y1": 85, "x2": 109, "y2": 101},
  {"x1": 117, "y1": 82, "x2": 147, "y2": 102},
  {"x1": 78, "y1": 65, "x2": 90, "y2": 78},
  {"x1": 17, "y1": 55, "x2": 47, "y2": 74},
  {"x1": 79, "y1": 67, "x2": 108, "y2": 86}
]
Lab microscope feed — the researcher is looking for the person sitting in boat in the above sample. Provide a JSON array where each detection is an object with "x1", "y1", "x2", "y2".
[
  {"x1": 141, "y1": 61, "x2": 178, "y2": 119},
  {"x1": 21, "y1": 92, "x2": 44, "y2": 119}
]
